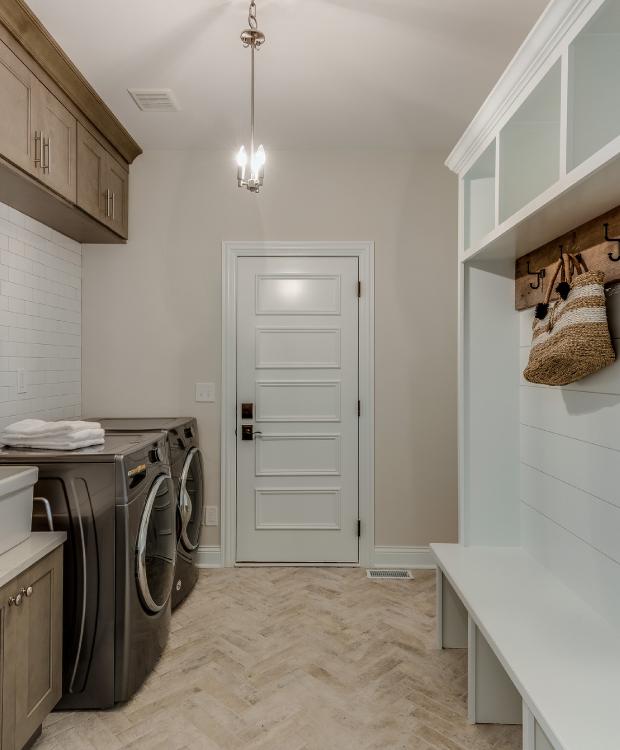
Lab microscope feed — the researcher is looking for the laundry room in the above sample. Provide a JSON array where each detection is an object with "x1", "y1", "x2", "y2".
[{"x1": 0, "y1": 0, "x2": 618, "y2": 749}]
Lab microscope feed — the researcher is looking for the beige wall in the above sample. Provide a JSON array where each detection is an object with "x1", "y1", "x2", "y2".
[{"x1": 82, "y1": 148, "x2": 458, "y2": 548}]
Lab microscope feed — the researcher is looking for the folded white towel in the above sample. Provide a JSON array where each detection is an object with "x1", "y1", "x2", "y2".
[
  {"x1": 3, "y1": 427, "x2": 103, "y2": 442},
  {"x1": 1, "y1": 419, "x2": 101, "y2": 438},
  {"x1": 2, "y1": 437, "x2": 105, "y2": 451}
]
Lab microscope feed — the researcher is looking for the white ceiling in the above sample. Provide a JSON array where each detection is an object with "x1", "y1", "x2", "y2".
[{"x1": 28, "y1": 0, "x2": 549, "y2": 153}]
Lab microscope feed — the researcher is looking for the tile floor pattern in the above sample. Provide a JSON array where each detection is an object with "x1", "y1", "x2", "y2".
[{"x1": 38, "y1": 569, "x2": 521, "y2": 750}]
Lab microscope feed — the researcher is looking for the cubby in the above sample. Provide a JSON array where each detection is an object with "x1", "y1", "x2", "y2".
[
  {"x1": 499, "y1": 61, "x2": 561, "y2": 223},
  {"x1": 464, "y1": 141, "x2": 496, "y2": 251},
  {"x1": 568, "y1": 0, "x2": 620, "y2": 170}
]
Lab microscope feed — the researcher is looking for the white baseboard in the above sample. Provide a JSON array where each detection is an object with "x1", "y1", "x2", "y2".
[
  {"x1": 373, "y1": 545, "x2": 435, "y2": 569},
  {"x1": 196, "y1": 545, "x2": 223, "y2": 568}
]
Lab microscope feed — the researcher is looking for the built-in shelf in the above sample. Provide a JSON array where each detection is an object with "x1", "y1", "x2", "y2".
[
  {"x1": 568, "y1": 0, "x2": 620, "y2": 171},
  {"x1": 499, "y1": 61, "x2": 561, "y2": 223},
  {"x1": 464, "y1": 141, "x2": 496, "y2": 251},
  {"x1": 450, "y1": 0, "x2": 620, "y2": 264}
]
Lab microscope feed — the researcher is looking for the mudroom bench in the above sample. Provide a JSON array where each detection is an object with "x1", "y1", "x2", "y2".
[{"x1": 431, "y1": 543, "x2": 619, "y2": 750}]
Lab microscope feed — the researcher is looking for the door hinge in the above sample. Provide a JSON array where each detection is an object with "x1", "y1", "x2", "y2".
[
  {"x1": 357, "y1": 281, "x2": 361, "y2": 298},
  {"x1": 357, "y1": 400, "x2": 361, "y2": 417},
  {"x1": 357, "y1": 519, "x2": 361, "y2": 537}
]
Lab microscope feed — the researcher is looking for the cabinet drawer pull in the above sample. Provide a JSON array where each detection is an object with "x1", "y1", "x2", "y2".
[
  {"x1": 105, "y1": 189, "x2": 111, "y2": 218},
  {"x1": 111, "y1": 191, "x2": 115, "y2": 221},
  {"x1": 43, "y1": 137, "x2": 51, "y2": 174},
  {"x1": 34, "y1": 131, "x2": 42, "y2": 167}
]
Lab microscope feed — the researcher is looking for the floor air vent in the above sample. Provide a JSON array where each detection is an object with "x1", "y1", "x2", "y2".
[{"x1": 367, "y1": 569, "x2": 414, "y2": 580}]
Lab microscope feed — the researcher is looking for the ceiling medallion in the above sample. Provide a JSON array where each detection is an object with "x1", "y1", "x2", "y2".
[{"x1": 236, "y1": 0, "x2": 266, "y2": 193}]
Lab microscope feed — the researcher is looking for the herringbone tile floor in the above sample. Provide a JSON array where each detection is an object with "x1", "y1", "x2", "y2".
[{"x1": 37, "y1": 568, "x2": 521, "y2": 750}]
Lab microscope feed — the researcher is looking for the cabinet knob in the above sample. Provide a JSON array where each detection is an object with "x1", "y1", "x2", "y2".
[
  {"x1": 23, "y1": 586, "x2": 33, "y2": 598},
  {"x1": 9, "y1": 592, "x2": 23, "y2": 607}
]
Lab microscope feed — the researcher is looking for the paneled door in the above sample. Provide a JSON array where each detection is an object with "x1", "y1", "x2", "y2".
[{"x1": 236, "y1": 256, "x2": 359, "y2": 562}]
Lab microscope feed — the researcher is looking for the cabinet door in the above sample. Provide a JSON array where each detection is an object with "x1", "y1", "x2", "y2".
[
  {"x1": 76, "y1": 122, "x2": 106, "y2": 221},
  {"x1": 0, "y1": 41, "x2": 38, "y2": 178},
  {"x1": 9, "y1": 548, "x2": 62, "y2": 750},
  {"x1": 34, "y1": 83, "x2": 77, "y2": 203},
  {"x1": 103, "y1": 154, "x2": 129, "y2": 238}
]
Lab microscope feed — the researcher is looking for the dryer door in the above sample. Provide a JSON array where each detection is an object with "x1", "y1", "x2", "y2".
[
  {"x1": 136, "y1": 474, "x2": 176, "y2": 613},
  {"x1": 179, "y1": 447, "x2": 204, "y2": 552}
]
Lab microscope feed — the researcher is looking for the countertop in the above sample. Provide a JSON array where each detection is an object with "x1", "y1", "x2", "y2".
[{"x1": 0, "y1": 532, "x2": 66, "y2": 589}]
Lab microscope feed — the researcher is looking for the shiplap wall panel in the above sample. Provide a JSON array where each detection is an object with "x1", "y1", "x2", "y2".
[
  {"x1": 521, "y1": 386, "x2": 620, "y2": 450},
  {"x1": 520, "y1": 425, "x2": 619, "y2": 509},
  {"x1": 521, "y1": 503, "x2": 620, "y2": 628},
  {"x1": 519, "y1": 291, "x2": 620, "y2": 628},
  {"x1": 0, "y1": 202, "x2": 81, "y2": 429},
  {"x1": 520, "y1": 463, "x2": 620, "y2": 564}
]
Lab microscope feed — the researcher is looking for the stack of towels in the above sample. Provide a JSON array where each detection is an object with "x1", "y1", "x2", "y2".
[{"x1": 0, "y1": 420, "x2": 105, "y2": 450}]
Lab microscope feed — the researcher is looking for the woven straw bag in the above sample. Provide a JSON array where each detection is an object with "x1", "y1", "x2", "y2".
[{"x1": 523, "y1": 253, "x2": 615, "y2": 386}]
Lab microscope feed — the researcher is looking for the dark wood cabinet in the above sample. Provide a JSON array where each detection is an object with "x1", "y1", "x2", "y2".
[{"x1": 1, "y1": 546, "x2": 63, "y2": 750}]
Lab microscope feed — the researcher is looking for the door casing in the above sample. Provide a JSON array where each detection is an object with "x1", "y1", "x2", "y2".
[{"x1": 221, "y1": 241, "x2": 375, "y2": 567}]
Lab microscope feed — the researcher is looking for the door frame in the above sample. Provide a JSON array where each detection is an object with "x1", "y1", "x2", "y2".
[{"x1": 221, "y1": 241, "x2": 375, "y2": 567}]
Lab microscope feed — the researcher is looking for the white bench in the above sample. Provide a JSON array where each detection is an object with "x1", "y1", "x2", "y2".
[{"x1": 431, "y1": 543, "x2": 620, "y2": 750}]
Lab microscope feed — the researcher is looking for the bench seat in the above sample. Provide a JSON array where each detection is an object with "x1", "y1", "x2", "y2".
[{"x1": 431, "y1": 543, "x2": 620, "y2": 750}]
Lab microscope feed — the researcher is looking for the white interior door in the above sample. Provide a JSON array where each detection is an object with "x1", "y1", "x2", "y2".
[{"x1": 236, "y1": 256, "x2": 359, "y2": 562}]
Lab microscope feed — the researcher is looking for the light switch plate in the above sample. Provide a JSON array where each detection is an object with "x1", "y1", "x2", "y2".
[
  {"x1": 195, "y1": 382, "x2": 215, "y2": 402},
  {"x1": 204, "y1": 505, "x2": 218, "y2": 526}
]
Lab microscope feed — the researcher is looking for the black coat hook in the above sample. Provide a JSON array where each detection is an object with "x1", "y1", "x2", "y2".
[
  {"x1": 604, "y1": 223, "x2": 620, "y2": 262},
  {"x1": 526, "y1": 260, "x2": 546, "y2": 290}
]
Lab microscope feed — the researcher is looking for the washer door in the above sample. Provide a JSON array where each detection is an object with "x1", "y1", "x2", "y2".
[
  {"x1": 179, "y1": 447, "x2": 204, "y2": 553},
  {"x1": 136, "y1": 474, "x2": 176, "y2": 614}
]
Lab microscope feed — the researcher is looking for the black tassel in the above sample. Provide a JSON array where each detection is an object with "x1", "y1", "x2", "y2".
[
  {"x1": 535, "y1": 302, "x2": 549, "y2": 320},
  {"x1": 556, "y1": 281, "x2": 570, "y2": 300}
]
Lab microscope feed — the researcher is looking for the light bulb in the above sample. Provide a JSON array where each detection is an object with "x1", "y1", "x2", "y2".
[
  {"x1": 236, "y1": 146, "x2": 248, "y2": 167},
  {"x1": 255, "y1": 144, "x2": 266, "y2": 168}
]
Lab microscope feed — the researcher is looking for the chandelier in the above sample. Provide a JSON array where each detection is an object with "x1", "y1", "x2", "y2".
[{"x1": 236, "y1": 0, "x2": 266, "y2": 193}]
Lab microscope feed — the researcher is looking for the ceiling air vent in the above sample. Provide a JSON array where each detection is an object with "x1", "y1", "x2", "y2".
[{"x1": 128, "y1": 89, "x2": 180, "y2": 112}]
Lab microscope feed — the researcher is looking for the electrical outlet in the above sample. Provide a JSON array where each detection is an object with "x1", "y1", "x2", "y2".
[
  {"x1": 204, "y1": 505, "x2": 218, "y2": 527},
  {"x1": 17, "y1": 369, "x2": 26, "y2": 394},
  {"x1": 195, "y1": 382, "x2": 215, "y2": 402}
]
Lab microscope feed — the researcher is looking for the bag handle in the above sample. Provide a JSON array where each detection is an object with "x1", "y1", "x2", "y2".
[{"x1": 535, "y1": 257, "x2": 563, "y2": 319}]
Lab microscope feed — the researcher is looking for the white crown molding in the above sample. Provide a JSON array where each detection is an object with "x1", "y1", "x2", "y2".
[
  {"x1": 196, "y1": 545, "x2": 223, "y2": 568},
  {"x1": 373, "y1": 546, "x2": 436, "y2": 570},
  {"x1": 445, "y1": 0, "x2": 597, "y2": 176}
]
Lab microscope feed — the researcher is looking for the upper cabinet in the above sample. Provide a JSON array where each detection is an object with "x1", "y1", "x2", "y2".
[
  {"x1": 0, "y1": 40, "x2": 38, "y2": 179},
  {"x1": 0, "y1": 0, "x2": 141, "y2": 244},
  {"x1": 76, "y1": 124, "x2": 128, "y2": 239},
  {"x1": 449, "y1": 0, "x2": 620, "y2": 262}
]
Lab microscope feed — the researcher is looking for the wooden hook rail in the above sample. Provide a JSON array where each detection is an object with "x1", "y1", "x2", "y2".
[{"x1": 515, "y1": 204, "x2": 620, "y2": 310}]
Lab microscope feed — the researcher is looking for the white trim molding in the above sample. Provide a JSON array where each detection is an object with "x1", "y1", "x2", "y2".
[
  {"x1": 373, "y1": 546, "x2": 435, "y2": 570},
  {"x1": 221, "y1": 241, "x2": 375, "y2": 568},
  {"x1": 196, "y1": 545, "x2": 223, "y2": 568}
]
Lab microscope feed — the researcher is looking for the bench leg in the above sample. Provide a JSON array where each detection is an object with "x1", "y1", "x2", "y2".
[
  {"x1": 467, "y1": 616, "x2": 522, "y2": 725},
  {"x1": 436, "y1": 568, "x2": 468, "y2": 649},
  {"x1": 523, "y1": 703, "x2": 556, "y2": 750}
]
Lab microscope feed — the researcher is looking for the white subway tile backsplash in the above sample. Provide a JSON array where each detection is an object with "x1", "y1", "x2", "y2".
[{"x1": 0, "y1": 202, "x2": 81, "y2": 430}]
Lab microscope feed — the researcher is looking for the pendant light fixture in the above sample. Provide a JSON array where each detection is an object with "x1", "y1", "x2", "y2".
[{"x1": 236, "y1": 0, "x2": 266, "y2": 193}]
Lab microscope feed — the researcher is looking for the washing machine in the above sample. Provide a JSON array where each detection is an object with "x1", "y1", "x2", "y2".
[
  {"x1": 92, "y1": 418, "x2": 204, "y2": 608},
  {"x1": 0, "y1": 433, "x2": 176, "y2": 709}
]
